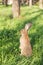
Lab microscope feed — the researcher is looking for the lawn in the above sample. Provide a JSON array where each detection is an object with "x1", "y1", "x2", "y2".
[{"x1": 0, "y1": 5, "x2": 43, "y2": 65}]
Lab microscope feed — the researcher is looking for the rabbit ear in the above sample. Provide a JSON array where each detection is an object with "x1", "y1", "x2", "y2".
[{"x1": 25, "y1": 23, "x2": 32, "y2": 31}]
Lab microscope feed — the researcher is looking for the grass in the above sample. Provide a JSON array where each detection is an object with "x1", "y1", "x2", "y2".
[{"x1": 0, "y1": 5, "x2": 43, "y2": 65}]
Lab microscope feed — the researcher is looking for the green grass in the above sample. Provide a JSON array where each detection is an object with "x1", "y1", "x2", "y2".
[{"x1": 0, "y1": 5, "x2": 43, "y2": 65}]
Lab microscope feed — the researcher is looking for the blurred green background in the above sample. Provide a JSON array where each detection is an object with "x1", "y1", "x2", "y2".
[{"x1": 0, "y1": 4, "x2": 43, "y2": 65}]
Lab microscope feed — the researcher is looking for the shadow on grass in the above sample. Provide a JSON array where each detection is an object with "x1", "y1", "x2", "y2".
[
  {"x1": 40, "y1": 54, "x2": 43, "y2": 65},
  {"x1": 0, "y1": 29, "x2": 20, "y2": 59},
  {"x1": 30, "y1": 25, "x2": 43, "y2": 47},
  {"x1": 0, "y1": 25, "x2": 43, "y2": 64}
]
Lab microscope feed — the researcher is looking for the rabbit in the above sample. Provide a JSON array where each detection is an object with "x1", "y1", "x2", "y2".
[{"x1": 19, "y1": 23, "x2": 32, "y2": 57}]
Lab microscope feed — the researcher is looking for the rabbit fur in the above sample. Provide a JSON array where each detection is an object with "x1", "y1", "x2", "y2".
[{"x1": 19, "y1": 23, "x2": 32, "y2": 57}]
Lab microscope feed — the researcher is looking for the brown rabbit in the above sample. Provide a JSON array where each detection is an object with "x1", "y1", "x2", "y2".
[{"x1": 19, "y1": 23, "x2": 32, "y2": 57}]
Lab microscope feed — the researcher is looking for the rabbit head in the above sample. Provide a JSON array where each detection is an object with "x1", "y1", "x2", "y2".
[
  {"x1": 20, "y1": 23, "x2": 32, "y2": 35},
  {"x1": 25, "y1": 23, "x2": 32, "y2": 31}
]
